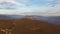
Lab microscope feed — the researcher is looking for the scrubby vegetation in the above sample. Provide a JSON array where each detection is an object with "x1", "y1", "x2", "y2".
[{"x1": 0, "y1": 18, "x2": 60, "y2": 34}]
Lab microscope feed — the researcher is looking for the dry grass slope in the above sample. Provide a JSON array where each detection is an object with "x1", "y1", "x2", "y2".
[
  {"x1": 0, "y1": 18, "x2": 60, "y2": 34},
  {"x1": 13, "y1": 18, "x2": 60, "y2": 34}
]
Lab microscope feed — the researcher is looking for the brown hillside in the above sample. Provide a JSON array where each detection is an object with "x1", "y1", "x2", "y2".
[
  {"x1": 0, "y1": 20, "x2": 14, "y2": 29},
  {"x1": 0, "y1": 18, "x2": 60, "y2": 34},
  {"x1": 12, "y1": 18, "x2": 60, "y2": 34}
]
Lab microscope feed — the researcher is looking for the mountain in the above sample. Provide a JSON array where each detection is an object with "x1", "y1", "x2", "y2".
[
  {"x1": 34, "y1": 16, "x2": 60, "y2": 25},
  {"x1": 0, "y1": 17, "x2": 60, "y2": 34},
  {"x1": 25, "y1": 15, "x2": 60, "y2": 25},
  {"x1": 0, "y1": 14, "x2": 11, "y2": 20},
  {"x1": 0, "y1": 14, "x2": 60, "y2": 25},
  {"x1": 46, "y1": 16, "x2": 60, "y2": 25},
  {"x1": 13, "y1": 18, "x2": 60, "y2": 34},
  {"x1": 0, "y1": 14, "x2": 25, "y2": 20}
]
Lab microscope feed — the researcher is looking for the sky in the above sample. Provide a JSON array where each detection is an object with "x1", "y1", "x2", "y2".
[{"x1": 0, "y1": 0, "x2": 60, "y2": 16}]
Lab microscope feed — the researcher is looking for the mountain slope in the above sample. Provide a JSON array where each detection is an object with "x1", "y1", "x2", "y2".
[
  {"x1": 25, "y1": 15, "x2": 60, "y2": 25},
  {"x1": 0, "y1": 14, "x2": 60, "y2": 25},
  {"x1": 13, "y1": 18, "x2": 60, "y2": 34}
]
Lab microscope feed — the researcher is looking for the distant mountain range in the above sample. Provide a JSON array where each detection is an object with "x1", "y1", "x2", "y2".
[
  {"x1": 0, "y1": 14, "x2": 25, "y2": 20},
  {"x1": 0, "y1": 14, "x2": 60, "y2": 25},
  {"x1": 25, "y1": 15, "x2": 60, "y2": 25}
]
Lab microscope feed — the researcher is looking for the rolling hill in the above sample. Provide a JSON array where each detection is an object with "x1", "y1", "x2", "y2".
[
  {"x1": 12, "y1": 18, "x2": 60, "y2": 34},
  {"x1": 0, "y1": 18, "x2": 60, "y2": 34}
]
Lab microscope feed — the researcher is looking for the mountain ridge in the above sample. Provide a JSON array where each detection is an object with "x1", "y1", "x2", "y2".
[{"x1": 0, "y1": 14, "x2": 60, "y2": 25}]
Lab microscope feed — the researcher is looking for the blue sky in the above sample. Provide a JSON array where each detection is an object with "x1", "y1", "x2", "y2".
[{"x1": 0, "y1": 0, "x2": 60, "y2": 16}]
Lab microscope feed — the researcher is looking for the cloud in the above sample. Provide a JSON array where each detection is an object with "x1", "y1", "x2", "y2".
[
  {"x1": 0, "y1": 0, "x2": 21, "y2": 9},
  {"x1": 0, "y1": 4, "x2": 60, "y2": 16},
  {"x1": 19, "y1": 4, "x2": 60, "y2": 16},
  {"x1": 19, "y1": 0, "x2": 29, "y2": 2},
  {"x1": 0, "y1": 0, "x2": 60, "y2": 16},
  {"x1": 0, "y1": 10, "x2": 18, "y2": 15},
  {"x1": 0, "y1": 0, "x2": 20, "y2": 5}
]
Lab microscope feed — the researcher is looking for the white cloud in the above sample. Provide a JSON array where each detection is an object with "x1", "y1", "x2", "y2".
[
  {"x1": 0, "y1": 10, "x2": 19, "y2": 15},
  {"x1": 0, "y1": 5, "x2": 60, "y2": 16},
  {"x1": 0, "y1": 0, "x2": 60, "y2": 16},
  {"x1": 18, "y1": 4, "x2": 60, "y2": 16},
  {"x1": 0, "y1": 0, "x2": 20, "y2": 5},
  {"x1": 0, "y1": 0, "x2": 22, "y2": 9},
  {"x1": 20, "y1": 0, "x2": 29, "y2": 2}
]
